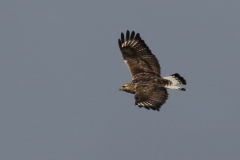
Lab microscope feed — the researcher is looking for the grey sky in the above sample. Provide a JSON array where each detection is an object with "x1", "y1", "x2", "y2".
[{"x1": 1, "y1": 1, "x2": 240, "y2": 160}]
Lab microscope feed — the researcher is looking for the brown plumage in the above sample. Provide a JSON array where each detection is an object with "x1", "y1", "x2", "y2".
[{"x1": 118, "y1": 31, "x2": 187, "y2": 111}]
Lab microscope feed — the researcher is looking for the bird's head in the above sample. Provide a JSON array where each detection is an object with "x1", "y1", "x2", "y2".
[{"x1": 119, "y1": 83, "x2": 135, "y2": 94}]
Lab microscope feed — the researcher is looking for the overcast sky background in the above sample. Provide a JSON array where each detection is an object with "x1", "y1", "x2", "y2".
[{"x1": 1, "y1": 1, "x2": 240, "y2": 160}]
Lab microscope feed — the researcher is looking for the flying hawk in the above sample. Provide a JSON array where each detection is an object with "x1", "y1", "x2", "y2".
[{"x1": 118, "y1": 30, "x2": 187, "y2": 111}]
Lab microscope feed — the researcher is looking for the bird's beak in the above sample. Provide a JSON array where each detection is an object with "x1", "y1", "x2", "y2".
[{"x1": 119, "y1": 86, "x2": 125, "y2": 91}]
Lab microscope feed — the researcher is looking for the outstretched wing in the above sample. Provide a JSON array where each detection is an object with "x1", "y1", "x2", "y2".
[
  {"x1": 134, "y1": 83, "x2": 168, "y2": 111},
  {"x1": 118, "y1": 30, "x2": 161, "y2": 78}
]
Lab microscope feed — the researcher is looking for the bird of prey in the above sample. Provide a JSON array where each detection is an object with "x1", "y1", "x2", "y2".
[{"x1": 118, "y1": 30, "x2": 187, "y2": 111}]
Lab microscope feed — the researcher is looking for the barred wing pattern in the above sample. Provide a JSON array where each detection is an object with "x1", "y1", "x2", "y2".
[
  {"x1": 135, "y1": 84, "x2": 169, "y2": 111},
  {"x1": 118, "y1": 30, "x2": 161, "y2": 78}
]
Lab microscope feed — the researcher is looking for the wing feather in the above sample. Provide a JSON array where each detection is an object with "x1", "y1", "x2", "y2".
[
  {"x1": 126, "y1": 30, "x2": 130, "y2": 41},
  {"x1": 134, "y1": 83, "x2": 169, "y2": 111},
  {"x1": 130, "y1": 31, "x2": 135, "y2": 39},
  {"x1": 121, "y1": 32, "x2": 124, "y2": 44},
  {"x1": 118, "y1": 30, "x2": 161, "y2": 78}
]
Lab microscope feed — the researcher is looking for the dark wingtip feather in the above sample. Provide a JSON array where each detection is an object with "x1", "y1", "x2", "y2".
[
  {"x1": 121, "y1": 32, "x2": 124, "y2": 44},
  {"x1": 118, "y1": 39, "x2": 122, "y2": 49},
  {"x1": 144, "y1": 107, "x2": 150, "y2": 110},
  {"x1": 152, "y1": 107, "x2": 160, "y2": 111},
  {"x1": 135, "y1": 33, "x2": 140, "y2": 39},
  {"x1": 130, "y1": 31, "x2": 135, "y2": 39},
  {"x1": 126, "y1": 30, "x2": 130, "y2": 41}
]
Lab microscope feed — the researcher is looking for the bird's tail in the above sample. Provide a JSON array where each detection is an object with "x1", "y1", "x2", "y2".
[{"x1": 163, "y1": 73, "x2": 187, "y2": 91}]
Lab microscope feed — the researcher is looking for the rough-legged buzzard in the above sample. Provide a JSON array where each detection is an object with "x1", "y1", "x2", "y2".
[{"x1": 118, "y1": 30, "x2": 187, "y2": 111}]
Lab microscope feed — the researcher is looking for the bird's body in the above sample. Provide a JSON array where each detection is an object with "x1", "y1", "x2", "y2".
[{"x1": 118, "y1": 31, "x2": 187, "y2": 111}]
